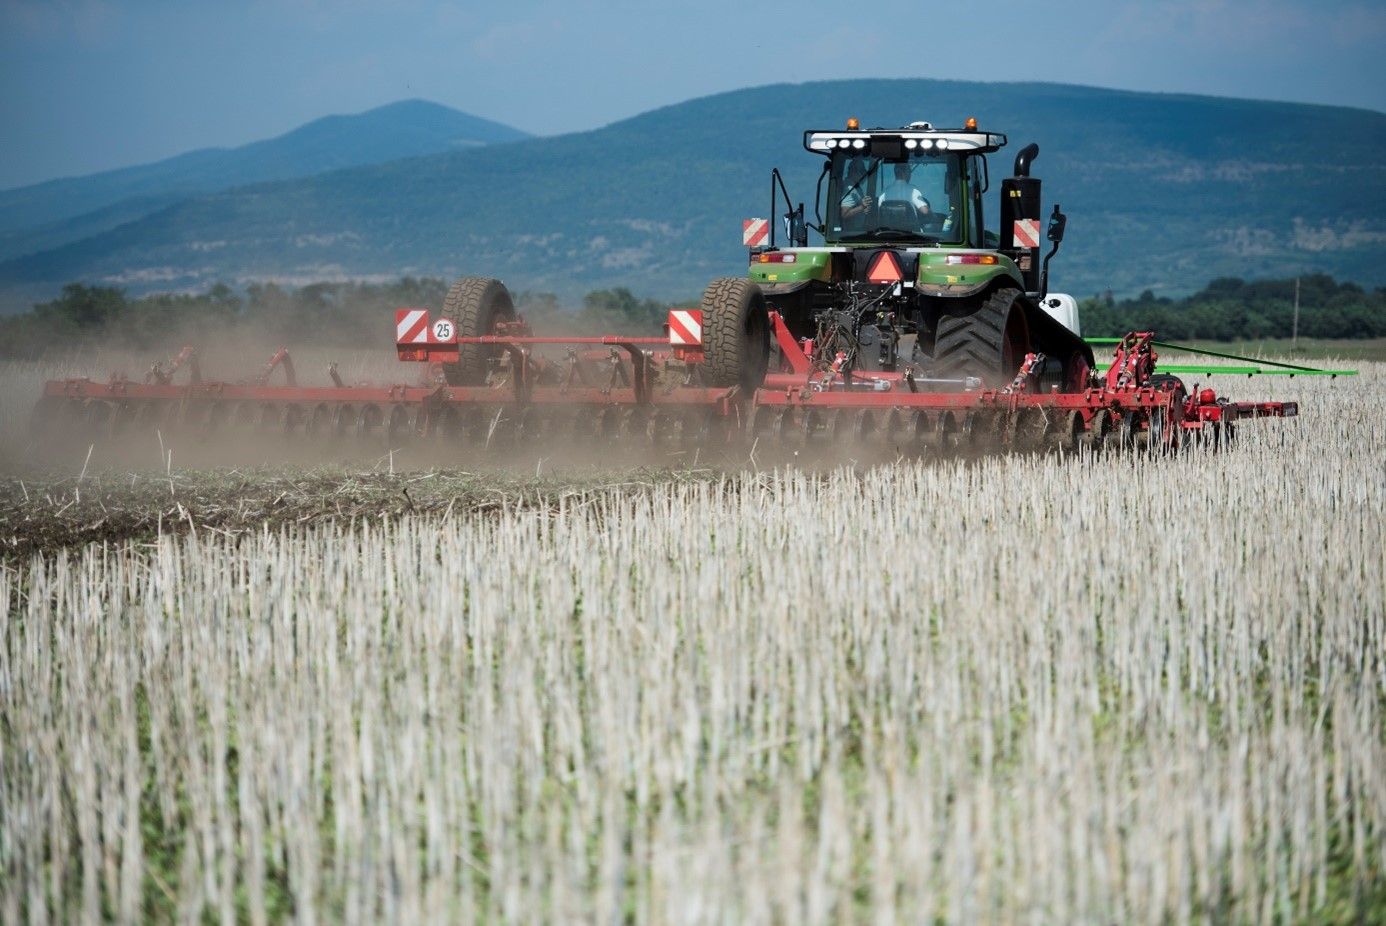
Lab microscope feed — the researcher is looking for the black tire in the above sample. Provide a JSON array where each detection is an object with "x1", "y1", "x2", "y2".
[
  {"x1": 933, "y1": 287, "x2": 1031, "y2": 385},
  {"x1": 701, "y1": 278, "x2": 770, "y2": 390},
  {"x1": 442, "y1": 277, "x2": 515, "y2": 386},
  {"x1": 1148, "y1": 373, "x2": 1186, "y2": 393}
]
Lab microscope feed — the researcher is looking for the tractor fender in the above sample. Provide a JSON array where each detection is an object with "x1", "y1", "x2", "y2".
[{"x1": 915, "y1": 259, "x2": 1025, "y2": 299}]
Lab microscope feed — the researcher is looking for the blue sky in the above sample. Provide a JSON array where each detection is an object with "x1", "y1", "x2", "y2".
[{"x1": 2, "y1": 0, "x2": 1383, "y2": 190}]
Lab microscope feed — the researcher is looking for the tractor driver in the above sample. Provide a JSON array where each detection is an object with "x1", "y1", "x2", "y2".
[
  {"x1": 839, "y1": 157, "x2": 875, "y2": 229},
  {"x1": 877, "y1": 162, "x2": 930, "y2": 218}
]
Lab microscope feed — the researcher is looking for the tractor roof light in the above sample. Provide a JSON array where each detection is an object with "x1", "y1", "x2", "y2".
[
  {"x1": 847, "y1": 117, "x2": 860, "y2": 130},
  {"x1": 964, "y1": 116, "x2": 978, "y2": 130},
  {"x1": 804, "y1": 126, "x2": 1006, "y2": 156}
]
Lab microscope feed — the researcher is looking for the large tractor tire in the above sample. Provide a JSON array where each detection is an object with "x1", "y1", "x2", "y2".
[
  {"x1": 933, "y1": 287, "x2": 1032, "y2": 385},
  {"x1": 442, "y1": 277, "x2": 515, "y2": 386},
  {"x1": 701, "y1": 277, "x2": 771, "y2": 390}
]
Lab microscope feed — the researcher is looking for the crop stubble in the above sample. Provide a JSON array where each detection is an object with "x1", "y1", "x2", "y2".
[{"x1": 1, "y1": 360, "x2": 1383, "y2": 923}]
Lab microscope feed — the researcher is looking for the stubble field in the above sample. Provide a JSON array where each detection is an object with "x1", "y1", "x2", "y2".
[{"x1": 1, "y1": 355, "x2": 1383, "y2": 923}]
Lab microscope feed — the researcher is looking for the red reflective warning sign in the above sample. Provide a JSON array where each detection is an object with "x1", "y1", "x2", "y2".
[
  {"x1": 1013, "y1": 218, "x2": 1042, "y2": 249},
  {"x1": 866, "y1": 251, "x2": 903, "y2": 284}
]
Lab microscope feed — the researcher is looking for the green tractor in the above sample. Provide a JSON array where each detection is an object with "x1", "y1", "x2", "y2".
[{"x1": 700, "y1": 117, "x2": 1094, "y2": 391}]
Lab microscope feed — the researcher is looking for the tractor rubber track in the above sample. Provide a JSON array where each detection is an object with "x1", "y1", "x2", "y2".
[{"x1": 933, "y1": 287, "x2": 1022, "y2": 384}]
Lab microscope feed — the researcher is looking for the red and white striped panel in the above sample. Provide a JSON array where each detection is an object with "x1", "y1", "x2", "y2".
[
  {"x1": 667, "y1": 309, "x2": 703, "y2": 346},
  {"x1": 395, "y1": 308, "x2": 430, "y2": 344},
  {"x1": 1013, "y1": 218, "x2": 1042, "y2": 249},
  {"x1": 742, "y1": 218, "x2": 769, "y2": 247}
]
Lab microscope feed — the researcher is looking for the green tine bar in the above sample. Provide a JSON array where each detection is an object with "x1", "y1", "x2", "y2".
[
  {"x1": 1083, "y1": 337, "x2": 1358, "y2": 376},
  {"x1": 1156, "y1": 365, "x2": 1350, "y2": 377}
]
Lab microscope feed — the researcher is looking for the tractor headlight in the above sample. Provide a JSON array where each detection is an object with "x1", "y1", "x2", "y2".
[
  {"x1": 851, "y1": 138, "x2": 866, "y2": 150},
  {"x1": 935, "y1": 139, "x2": 950, "y2": 150},
  {"x1": 919, "y1": 139, "x2": 935, "y2": 151},
  {"x1": 904, "y1": 139, "x2": 918, "y2": 150}
]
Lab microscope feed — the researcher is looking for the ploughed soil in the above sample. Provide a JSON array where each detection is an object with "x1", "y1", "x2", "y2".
[{"x1": 0, "y1": 467, "x2": 716, "y2": 560}]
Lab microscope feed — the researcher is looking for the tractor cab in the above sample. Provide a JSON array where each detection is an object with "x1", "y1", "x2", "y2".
[{"x1": 808, "y1": 121, "x2": 1005, "y2": 249}]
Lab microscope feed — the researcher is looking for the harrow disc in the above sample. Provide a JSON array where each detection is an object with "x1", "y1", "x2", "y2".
[
  {"x1": 1050, "y1": 410, "x2": 1083, "y2": 453},
  {"x1": 771, "y1": 408, "x2": 804, "y2": 450},
  {"x1": 749, "y1": 406, "x2": 778, "y2": 445},
  {"x1": 883, "y1": 410, "x2": 914, "y2": 453},
  {"x1": 688, "y1": 407, "x2": 729, "y2": 450},
  {"x1": 386, "y1": 405, "x2": 414, "y2": 444},
  {"x1": 257, "y1": 403, "x2": 286, "y2": 433},
  {"x1": 515, "y1": 406, "x2": 551, "y2": 448},
  {"x1": 596, "y1": 407, "x2": 623, "y2": 441},
  {"x1": 1080, "y1": 409, "x2": 1109, "y2": 453},
  {"x1": 305, "y1": 403, "x2": 332, "y2": 437},
  {"x1": 906, "y1": 411, "x2": 933, "y2": 452},
  {"x1": 951, "y1": 412, "x2": 975, "y2": 453},
  {"x1": 852, "y1": 410, "x2": 878, "y2": 442},
  {"x1": 619, "y1": 407, "x2": 652, "y2": 445},
  {"x1": 201, "y1": 402, "x2": 229, "y2": 437},
  {"x1": 803, "y1": 408, "x2": 835, "y2": 447},
  {"x1": 330, "y1": 404, "x2": 356, "y2": 438},
  {"x1": 1113, "y1": 411, "x2": 1137, "y2": 451},
  {"x1": 1012, "y1": 407, "x2": 1050, "y2": 453}
]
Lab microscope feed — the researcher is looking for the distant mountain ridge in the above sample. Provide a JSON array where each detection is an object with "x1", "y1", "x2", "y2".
[
  {"x1": 0, "y1": 100, "x2": 530, "y2": 262},
  {"x1": 2, "y1": 80, "x2": 1383, "y2": 312}
]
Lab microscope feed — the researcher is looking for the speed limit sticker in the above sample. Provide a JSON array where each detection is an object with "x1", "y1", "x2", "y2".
[{"x1": 431, "y1": 318, "x2": 455, "y2": 342}]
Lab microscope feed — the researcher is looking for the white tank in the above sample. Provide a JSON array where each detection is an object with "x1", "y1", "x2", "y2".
[{"x1": 1039, "y1": 293, "x2": 1081, "y2": 336}]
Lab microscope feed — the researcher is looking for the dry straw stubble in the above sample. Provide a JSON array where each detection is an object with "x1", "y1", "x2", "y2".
[{"x1": 1, "y1": 365, "x2": 1384, "y2": 923}]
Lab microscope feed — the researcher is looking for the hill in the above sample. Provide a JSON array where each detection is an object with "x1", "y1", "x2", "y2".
[
  {"x1": 2, "y1": 80, "x2": 1382, "y2": 312},
  {"x1": 0, "y1": 100, "x2": 530, "y2": 263}
]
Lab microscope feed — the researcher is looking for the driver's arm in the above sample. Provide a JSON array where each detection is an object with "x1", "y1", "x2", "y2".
[{"x1": 843, "y1": 194, "x2": 871, "y2": 218}]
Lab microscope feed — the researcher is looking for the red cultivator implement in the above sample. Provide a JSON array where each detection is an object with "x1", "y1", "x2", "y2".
[{"x1": 33, "y1": 285, "x2": 1307, "y2": 462}]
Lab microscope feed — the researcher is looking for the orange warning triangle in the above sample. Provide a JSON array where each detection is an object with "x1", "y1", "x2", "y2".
[{"x1": 866, "y1": 251, "x2": 903, "y2": 284}]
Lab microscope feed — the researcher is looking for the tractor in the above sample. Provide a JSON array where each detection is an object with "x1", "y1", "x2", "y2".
[{"x1": 698, "y1": 117, "x2": 1093, "y2": 393}]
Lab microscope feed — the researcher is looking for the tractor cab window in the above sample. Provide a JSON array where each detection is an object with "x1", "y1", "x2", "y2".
[{"x1": 826, "y1": 150, "x2": 963, "y2": 244}]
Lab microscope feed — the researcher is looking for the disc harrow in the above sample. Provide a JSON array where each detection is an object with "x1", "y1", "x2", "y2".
[{"x1": 32, "y1": 299, "x2": 1306, "y2": 466}]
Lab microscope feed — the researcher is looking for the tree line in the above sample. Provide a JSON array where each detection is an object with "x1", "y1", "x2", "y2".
[
  {"x1": 1, "y1": 273, "x2": 1382, "y2": 358},
  {"x1": 1079, "y1": 274, "x2": 1386, "y2": 340}
]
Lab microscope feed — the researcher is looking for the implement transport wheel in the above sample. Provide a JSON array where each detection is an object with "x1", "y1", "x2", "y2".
[
  {"x1": 443, "y1": 277, "x2": 516, "y2": 386},
  {"x1": 933, "y1": 287, "x2": 1030, "y2": 386},
  {"x1": 701, "y1": 278, "x2": 770, "y2": 390}
]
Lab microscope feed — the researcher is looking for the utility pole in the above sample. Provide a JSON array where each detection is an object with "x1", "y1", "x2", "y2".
[{"x1": 1292, "y1": 277, "x2": 1300, "y2": 351}]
